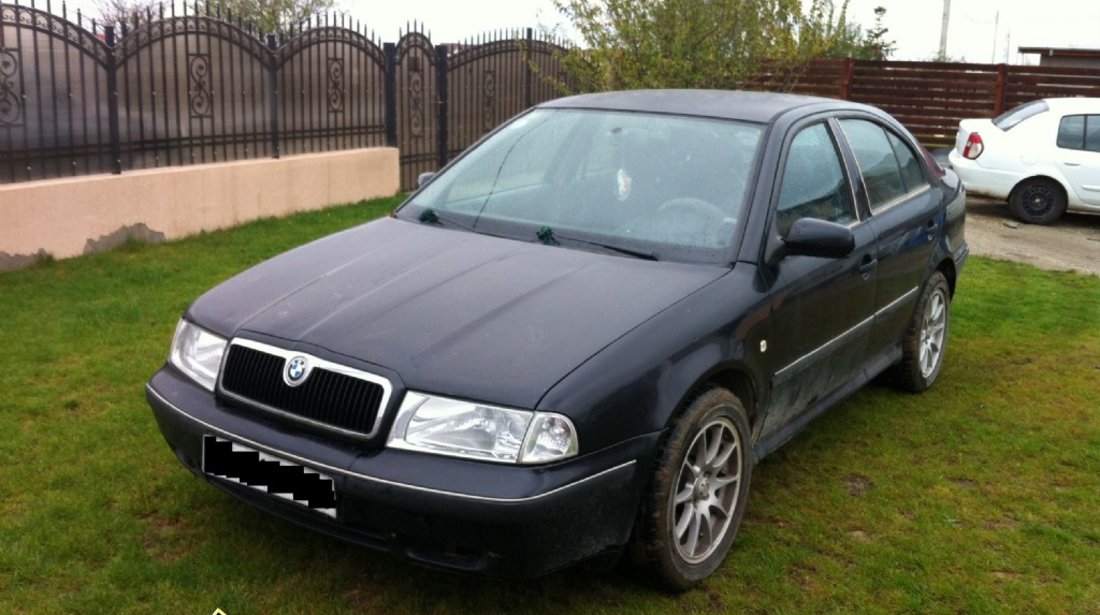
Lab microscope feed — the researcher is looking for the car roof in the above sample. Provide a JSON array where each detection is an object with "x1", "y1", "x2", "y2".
[
  {"x1": 1042, "y1": 97, "x2": 1100, "y2": 113},
  {"x1": 539, "y1": 89, "x2": 866, "y2": 124}
]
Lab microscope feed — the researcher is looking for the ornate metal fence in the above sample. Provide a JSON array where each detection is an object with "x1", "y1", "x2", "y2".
[{"x1": 0, "y1": 2, "x2": 572, "y2": 189}]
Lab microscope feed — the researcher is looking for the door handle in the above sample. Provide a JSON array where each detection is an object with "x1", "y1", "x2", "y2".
[
  {"x1": 925, "y1": 218, "x2": 938, "y2": 240},
  {"x1": 1064, "y1": 162, "x2": 1081, "y2": 167},
  {"x1": 858, "y1": 254, "x2": 877, "y2": 278}
]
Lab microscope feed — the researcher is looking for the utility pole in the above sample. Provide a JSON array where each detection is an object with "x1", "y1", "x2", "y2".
[
  {"x1": 991, "y1": 11, "x2": 999, "y2": 63},
  {"x1": 939, "y1": 0, "x2": 951, "y2": 60}
]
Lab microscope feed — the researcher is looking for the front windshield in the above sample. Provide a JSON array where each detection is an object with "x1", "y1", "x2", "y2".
[{"x1": 398, "y1": 108, "x2": 764, "y2": 263}]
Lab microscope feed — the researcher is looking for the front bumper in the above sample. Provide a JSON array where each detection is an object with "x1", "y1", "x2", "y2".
[{"x1": 146, "y1": 365, "x2": 655, "y2": 577}]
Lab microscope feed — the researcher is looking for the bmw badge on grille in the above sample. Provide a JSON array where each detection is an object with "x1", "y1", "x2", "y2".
[{"x1": 284, "y1": 356, "x2": 310, "y2": 387}]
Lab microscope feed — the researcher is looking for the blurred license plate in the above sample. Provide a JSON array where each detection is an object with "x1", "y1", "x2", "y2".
[{"x1": 202, "y1": 435, "x2": 337, "y2": 518}]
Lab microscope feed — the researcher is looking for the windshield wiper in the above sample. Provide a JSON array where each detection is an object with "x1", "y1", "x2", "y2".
[
  {"x1": 535, "y1": 226, "x2": 658, "y2": 261},
  {"x1": 418, "y1": 207, "x2": 478, "y2": 233}
]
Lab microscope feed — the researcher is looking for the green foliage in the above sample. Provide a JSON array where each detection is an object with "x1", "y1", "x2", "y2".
[
  {"x1": 862, "y1": 6, "x2": 897, "y2": 60},
  {"x1": 552, "y1": 0, "x2": 897, "y2": 91},
  {"x1": 553, "y1": 0, "x2": 799, "y2": 90},
  {"x1": 220, "y1": 0, "x2": 337, "y2": 36},
  {"x1": 799, "y1": 2, "x2": 895, "y2": 60},
  {"x1": 96, "y1": 0, "x2": 336, "y2": 35}
]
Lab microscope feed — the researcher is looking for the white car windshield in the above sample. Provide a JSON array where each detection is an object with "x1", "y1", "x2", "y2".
[{"x1": 400, "y1": 109, "x2": 764, "y2": 263}]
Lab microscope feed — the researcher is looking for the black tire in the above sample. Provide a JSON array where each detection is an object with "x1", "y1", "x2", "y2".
[
  {"x1": 628, "y1": 388, "x2": 752, "y2": 591},
  {"x1": 886, "y1": 271, "x2": 951, "y2": 393},
  {"x1": 1009, "y1": 178, "x2": 1066, "y2": 225}
]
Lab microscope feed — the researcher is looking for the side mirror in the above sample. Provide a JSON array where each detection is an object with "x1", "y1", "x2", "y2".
[
  {"x1": 783, "y1": 218, "x2": 855, "y2": 259},
  {"x1": 417, "y1": 172, "x2": 435, "y2": 189}
]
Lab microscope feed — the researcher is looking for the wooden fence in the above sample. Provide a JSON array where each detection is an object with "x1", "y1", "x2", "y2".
[{"x1": 755, "y1": 59, "x2": 1100, "y2": 149}]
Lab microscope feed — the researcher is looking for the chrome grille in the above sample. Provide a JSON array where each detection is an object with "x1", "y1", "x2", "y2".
[{"x1": 218, "y1": 339, "x2": 391, "y2": 439}]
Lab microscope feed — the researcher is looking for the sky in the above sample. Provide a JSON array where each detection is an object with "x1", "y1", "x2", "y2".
[{"x1": 60, "y1": 0, "x2": 1100, "y2": 64}]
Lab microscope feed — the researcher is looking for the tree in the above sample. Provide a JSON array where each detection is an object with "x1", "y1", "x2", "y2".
[
  {"x1": 552, "y1": 0, "x2": 882, "y2": 92},
  {"x1": 95, "y1": 0, "x2": 335, "y2": 36},
  {"x1": 860, "y1": 6, "x2": 897, "y2": 60},
  {"x1": 94, "y1": 0, "x2": 156, "y2": 27},
  {"x1": 218, "y1": 0, "x2": 336, "y2": 36}
]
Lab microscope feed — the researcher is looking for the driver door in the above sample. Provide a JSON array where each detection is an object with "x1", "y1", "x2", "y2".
[{"x1": 760, "y1": 120, "x2": 879, "y2": 437}]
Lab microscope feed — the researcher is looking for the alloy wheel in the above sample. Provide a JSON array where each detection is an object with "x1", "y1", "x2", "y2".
[
  {"x1": 669, "y1": 417, "x2": 743, "y2": 564},
  {"x1": 919, "y1": 288, "x2": 948, "y2": 378}
]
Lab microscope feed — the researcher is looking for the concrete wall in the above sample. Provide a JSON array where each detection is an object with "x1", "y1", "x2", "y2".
[{"x1": 0, "y1": 148, "x2": 399, "y2": 270}]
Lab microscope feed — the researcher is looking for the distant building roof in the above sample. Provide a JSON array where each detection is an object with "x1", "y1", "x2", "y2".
[{"x1": 1017, "y1": 47, "x2": 1100, "y2": 59}]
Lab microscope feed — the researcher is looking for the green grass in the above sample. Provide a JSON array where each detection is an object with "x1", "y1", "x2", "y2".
[{"x1": 1, "y1": 197, "x2": 1098, "y2": 614}]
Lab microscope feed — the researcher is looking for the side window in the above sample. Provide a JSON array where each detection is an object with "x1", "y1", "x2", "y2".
[
  {"x1": 776, "y1": 123, "x2": 856, "y2": 235},
  {"x1": 839, "y1": 119, "x2": 908, "y2": 210},
  {"x1": 1087, "y1": 115, "x2": 1100, "y2": 152},
  {"x1": 887, "y1": 132, "x2": 925, "y2": 192},
  {"x1": 1060, "y1": 115, "x2": 1100, "y2": 152},
  {"x1": 1057, "y1": 115, "x2": 1085, "y2": 150}
]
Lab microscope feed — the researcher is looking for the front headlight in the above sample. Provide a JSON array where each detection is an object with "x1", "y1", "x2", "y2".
[
  {"x1": 168, "y1": 319, "x2": 227, "y2": 392},
  {"x1": 387, "y1": 392, "x2": 579, "y2": 464}
]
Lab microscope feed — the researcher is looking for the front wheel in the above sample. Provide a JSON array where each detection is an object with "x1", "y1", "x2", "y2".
[{"x1": 628, "y1": 388, "x2": 752, "y2": 591}]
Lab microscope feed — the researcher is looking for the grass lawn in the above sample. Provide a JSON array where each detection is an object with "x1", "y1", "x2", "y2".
[{"x1": 1, "y1": 196, "x2": 1098, "y2": 614}]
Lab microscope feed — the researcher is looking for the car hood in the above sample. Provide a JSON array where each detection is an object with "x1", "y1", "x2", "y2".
[{"x1": 188, "y1": 217, "x2": 728, "y2": 409}]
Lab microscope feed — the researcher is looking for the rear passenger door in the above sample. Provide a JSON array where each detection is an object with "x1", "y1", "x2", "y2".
[
  {"x1": 835, "y1": 117, "x2": 941, "y2": 355},
  {"x1": 1055, "y1": 114, "x2": 1100, "y2": 206}
]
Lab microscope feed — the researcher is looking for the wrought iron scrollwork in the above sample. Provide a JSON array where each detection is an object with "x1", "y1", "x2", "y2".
[
  {"x1": 188, "y1": 53, "x2": 213, "y2": 118},
  {"x1": 482, "y1": 69, "x2": 496, "y2": 132},
  {"x1": 408, "y1": 69, "x2": 424, "y2": 137},
  {"x1": 1, "y1": 4, "x2": 110, "y2": 67},
  {"x1": 0, "y1": 49, "x2": 23, "y2": 126},
  {"x1": 327, "y1": 58, "x2": 344, "y2": 113}
]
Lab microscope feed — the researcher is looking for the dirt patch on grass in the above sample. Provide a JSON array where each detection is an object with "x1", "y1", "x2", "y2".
[
  {"x1": 848, "y1": 530, "x2": 873, "y2": 543},
  {"x1": 984, "y1": 518, "x2": 1021, "y2": 531},
  {"x1": 140, "y1": 512, "x2": 194, "y2": 563},
  {"x1": 843, "y1": 474, "x2": 874, "y2": 496}
]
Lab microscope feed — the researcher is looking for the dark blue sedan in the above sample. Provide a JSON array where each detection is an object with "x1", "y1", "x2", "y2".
[{"x1": 147, "y1": 90, "x2": 968, "y2": 590}]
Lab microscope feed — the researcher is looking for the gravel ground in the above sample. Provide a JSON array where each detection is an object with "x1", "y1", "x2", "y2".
[{"x1": 963, "y1": 196, "x2": 1100, "y2": 276}]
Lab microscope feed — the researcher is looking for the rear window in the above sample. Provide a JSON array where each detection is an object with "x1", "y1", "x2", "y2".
[{"x1": 993, "y1": 100, "x2": 1049, "y2": 131}]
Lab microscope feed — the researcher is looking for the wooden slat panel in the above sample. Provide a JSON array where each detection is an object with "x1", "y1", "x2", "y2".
[
  {"x1": 1008, "y1": 64, "x2": 1100, "y2": 78},
  {"x1": 855, "y1": 59, "x2": 1001, "y2": 72},
  {"x1": 850, "y1": 94, "x2": 994, "y2": 113},
  {"x1": 741, "y1": 58, "x2": 1100, "y2": 149},
  {"x1": 1007, "y1": 74, "x2": 1100, "y2": 88}
]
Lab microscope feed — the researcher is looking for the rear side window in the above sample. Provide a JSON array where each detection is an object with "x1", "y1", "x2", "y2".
[
  {"x1": 839, "y1": 119, "x2": 907, "y2": 210},
  {"x1": 994, "y1": 100, "x2": 1049, "y2": 131},
  {"x1": 886, "y1": 132, "x2": 926, "y2": 192},
  {"x1": 1057, "y1": 115, "x2": 1100, "y2": 152}
]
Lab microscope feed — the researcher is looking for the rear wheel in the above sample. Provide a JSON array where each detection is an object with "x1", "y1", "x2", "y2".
[
  {"x1": 886, "y1": 271, "x2": 951, "y2": 392},
  {"x1": 629, "y1": 388, "x2": 752, "y2": 591},
  {"x1": 1009, "y1": 178, "x2": 1066, "y2": 225}
]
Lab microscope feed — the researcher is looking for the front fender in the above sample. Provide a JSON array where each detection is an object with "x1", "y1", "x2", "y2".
[{"x1": 536, "y1": 266, "x2": 770, "y2": 456}]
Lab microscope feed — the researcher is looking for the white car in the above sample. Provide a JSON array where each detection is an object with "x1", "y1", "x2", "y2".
[{"x1": 948, "y1": 97, "x2": 1100, "y2": 224}]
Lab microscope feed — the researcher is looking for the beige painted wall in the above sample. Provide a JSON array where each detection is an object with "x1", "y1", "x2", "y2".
[{"x1": 0, "y1": 148, "x2": 399, "y2": 270}]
